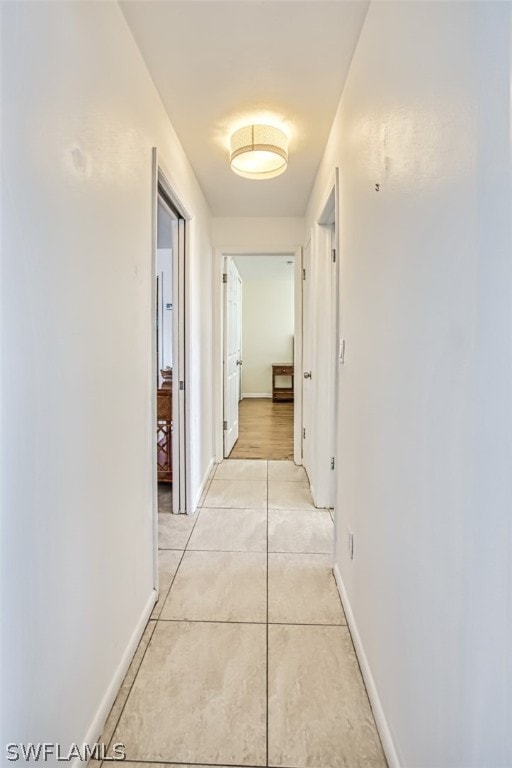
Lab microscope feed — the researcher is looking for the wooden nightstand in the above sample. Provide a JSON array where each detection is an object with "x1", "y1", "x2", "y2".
[{"x1": 272, "y1": 364, "x2": 294, "y2": 402}]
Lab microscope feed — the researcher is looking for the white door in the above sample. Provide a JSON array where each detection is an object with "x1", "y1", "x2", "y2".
[
  {"x1": 302, "y1": 239, "x2": 314, "y2": 476},
  {"x1": 223, "y1": 257, "x2": 242, "y2": 456}
]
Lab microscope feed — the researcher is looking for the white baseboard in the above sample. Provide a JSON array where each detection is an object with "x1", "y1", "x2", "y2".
[
  {"x1": 242, "y1": 393, "x2": 272, "y2": 399},
  {"x1": 77, "y1": 590, "x2": 156, "y2": 767},
  {"x1": 333, "y1": 564, "x2": 402, "y2": 768},
  {"x1": 192, "y1": 456, "x2": 215, "y2": 512}
]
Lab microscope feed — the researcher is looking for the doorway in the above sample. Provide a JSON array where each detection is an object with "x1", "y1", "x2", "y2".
[
  {"x1": 215, "y1": 248, "x2": 303, "y2": 463},
  {"x1": 155, "y1": 193, "x2": 178, "y2": 518},
  {"x1": 223, "y1": 255, "x2": 242, "y2": 456},
  {"x1": 152, "y1": 152, "x2": 190, "y2": 529},
  {"x1": 301, "y1": 172, "x2": 339, "y2": 510}
]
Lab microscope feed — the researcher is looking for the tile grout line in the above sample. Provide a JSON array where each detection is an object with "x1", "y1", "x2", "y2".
[
  {"x1": 161, "y1": 542, "x2": 334, "y2": 557},
  {"x1": 116, "y1": 760, "x2": 301, "y2": 767},
  {"x1": 155, "y1": 548, "x2": 332, "y2": 555},
  {"x1": 156, "y1": 495, "x2": 204, "y2": 614},
  {"x1": 112, "y1": 761, "x2": 267, "y2": 767},
  {"x1": 154, "y1": 531, "x2": 192, "y2": 618},
  {"x1": 106, "y1": 491, "x2": 204, "y2": 755},
  {"x1": 114, "y1": 462, "x2": 344, "y2": 766},
  {"x1": 157, "y1": 618, "x2": 266, "y2": 625},
  {"x1": 151, "y1": 501, "x2": 204, "y2": 620},
  {"x1": 268, "y1": 549, "x2": 333, "y2": 555},
  {"x1": 334, "y1": 608, "x2": 389, "y2": 766},
  {"x1": 186, "y1": 548, "x2": 268, "y2": 554},
  {"x1": 155, "y1": 618, "x2": 347, "y2": 627},
  {"x1": 113, "y1": 763, "x2": 295, "y2": 767},
  {"x1": 105, "y1": 617, "x2": 158, "y2": 756},
  {"x1": 196, "y1": 460, "x2": 218, "y2": 507}
]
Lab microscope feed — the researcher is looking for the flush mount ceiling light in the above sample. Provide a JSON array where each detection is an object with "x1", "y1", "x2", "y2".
[{"x1": 230, "y1": 124, "x2": 288, "y2": 180}]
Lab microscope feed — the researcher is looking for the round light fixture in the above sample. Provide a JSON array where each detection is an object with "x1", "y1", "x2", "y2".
[{"x1": 230, "y1": 124, "x2": 288, "y2": 180}]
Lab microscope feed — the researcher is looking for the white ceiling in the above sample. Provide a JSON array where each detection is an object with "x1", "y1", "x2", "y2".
[
  {"x1": 120, "y1": 1, "x2": 369, "y2": 217},
  {"x1": 233, "y1": 254, "x2": 295, "y2": 280}
]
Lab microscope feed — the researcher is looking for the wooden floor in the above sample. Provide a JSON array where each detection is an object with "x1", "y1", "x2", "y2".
[{"x1": 229, "y1": 398, "x2": 294, "y2": 460}]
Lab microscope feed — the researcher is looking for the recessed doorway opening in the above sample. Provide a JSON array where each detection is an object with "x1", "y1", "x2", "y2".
[
  {"x1": 155, "y1": 192, "x2": 179, "y2": 517},
  {"x1": 214, "y1": 248, "x2": 303, "y2": 464},
  {"x1": 153, "y1": 164, "x2": 189, "y2": 518},
  {"x1": 151, "y1": 151, "x2": 192, "y2": 612}
]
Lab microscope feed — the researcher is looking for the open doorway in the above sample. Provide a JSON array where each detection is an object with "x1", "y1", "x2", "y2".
[
  {"x1": 215, "y1": 248, "x2": 303, "y2": 463},
  {"x1": 152, "y1": 155, "x2": 189, "y2": 524},
  {"x1": 155, "y1": 193, "x2": 177, "y2": 517}
]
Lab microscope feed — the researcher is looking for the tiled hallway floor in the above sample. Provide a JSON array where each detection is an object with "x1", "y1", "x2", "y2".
[{"x1": 99, "y1": 461, "x2": 387, "y2": 768}]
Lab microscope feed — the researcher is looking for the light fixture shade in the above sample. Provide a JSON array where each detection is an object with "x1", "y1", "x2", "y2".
[{"x1": 230, "y1": 125, "x2": 288, "y2": 180}]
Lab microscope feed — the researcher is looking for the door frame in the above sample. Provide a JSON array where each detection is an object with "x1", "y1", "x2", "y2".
[
  {"x1": 301, "y1": 236, "x2": 313, "y2": 478},
  {"x1": 213, "y1": 246, "x2": 303, "y2": 464},
  {"x1": 222, "y1": 255, "x2": 243, "y2": 457},
  {"x1": 151, "y1": 149, "x2": 192, "y2": 587},
  {"x1": 317, "y1": 169, "x2": 340, "y2": 511},
  {"x1": 155, "y1": 194, "x2": 183, "y2": 514},
  {"x1": 301, "y1": 169, "x2": 340, "y2": 510}
]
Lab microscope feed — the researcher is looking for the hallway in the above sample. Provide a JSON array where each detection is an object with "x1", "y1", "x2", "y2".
[
  {"x1": 229, "y1": 400, "x2": 294, "y2": 460},
  {"x1": 4, "y1": 2, "x2": 512, "y2": 765},
  {"x1": 98, "y1": 460, "x2": 386, "y2": 767}
]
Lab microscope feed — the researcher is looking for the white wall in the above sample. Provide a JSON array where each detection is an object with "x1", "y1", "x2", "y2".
[
  {"x1": 0, "y1": 1, "x2": 213, "y2": 762},
  {"x1": 306, "y1": 2, "x2": 512, "y2": 766},
  {"x1": 239, "y1": 276, "x2": 294, "y2": 397},
  {"x1": 156, "y1": 248, "x2": 173, "y2": 370},
  {"x1": 212, "y1": 217, "x2": 305, "y2": 250}
]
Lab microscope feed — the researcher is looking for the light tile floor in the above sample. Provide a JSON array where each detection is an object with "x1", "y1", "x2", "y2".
[{"x1": 98, "y1": 460, "x2": 387, "y2": 768}]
